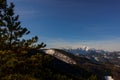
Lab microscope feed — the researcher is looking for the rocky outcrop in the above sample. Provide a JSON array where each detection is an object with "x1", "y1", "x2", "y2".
[{"x1": 44, "y1": 49, "x2": 76, "y2": 64}]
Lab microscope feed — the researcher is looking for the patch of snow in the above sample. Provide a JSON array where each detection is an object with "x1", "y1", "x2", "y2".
[
  {"x1": 105, "y1": 76, "x2": 114, "y2": 80},
  {"x1": 44, "y1": 49, "x2": 55, "y2": 55},
  {"x1": 94, "y1": 57, "x2": 99, "y2": 61},
  {"x1": 44, "y1": 49, "x2": 76, "y2": 64}
]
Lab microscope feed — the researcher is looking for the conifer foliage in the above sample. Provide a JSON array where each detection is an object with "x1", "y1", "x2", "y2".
[{"x1": 0, "y1": 0, "x2": 46, "y2": 51}]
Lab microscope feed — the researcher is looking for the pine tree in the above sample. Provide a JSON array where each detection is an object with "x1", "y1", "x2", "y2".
[
  {"x1": 0, "y1": 0, "x2": 46, "y2": 51},
  {"x1": 0, "y1": 0, "x2": 7, "y2": 50}
]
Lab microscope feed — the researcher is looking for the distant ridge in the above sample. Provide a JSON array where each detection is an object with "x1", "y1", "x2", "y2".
[{"x1": 42, "y1": 48, "x2": 120, "y2": 80}]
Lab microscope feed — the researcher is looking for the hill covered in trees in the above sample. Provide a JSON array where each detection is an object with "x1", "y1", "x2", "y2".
[
  {"x1": 1, "y1": 48, "x2": 119, "y2": 80},
  {"x1": 0, "y1": 51, "x2": 100, "y2": 80},
  {"x1": 43, "y1": 48, "x2": 120, "y2": 80}
]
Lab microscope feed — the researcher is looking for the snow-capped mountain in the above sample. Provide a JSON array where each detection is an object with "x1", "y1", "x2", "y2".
[
  {"x1": 63, "y1": 46, "x2": 106, "y2": 55},
  {"x1": 41, "y1": 48, "x2": 119, "y2": 80},
  {"x1": 63, "y1": 47, "x2": 120, "y2": 66},
  {"x1": 41, "y1": 48, "x2": 120, "y2": 80}
]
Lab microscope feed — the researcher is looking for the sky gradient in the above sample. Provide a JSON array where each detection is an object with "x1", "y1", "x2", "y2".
[{"x1": 8, "y1": 0, "x2": 120, "y2": 51}]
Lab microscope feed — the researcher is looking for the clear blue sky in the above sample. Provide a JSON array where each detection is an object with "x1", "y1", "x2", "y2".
[{"x1": 9, "y1": 0, "x2": 120, "y2": 51}]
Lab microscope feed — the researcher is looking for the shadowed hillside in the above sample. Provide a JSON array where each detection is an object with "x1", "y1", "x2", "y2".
[{"x1": 0, "y1": 51, "x2": 100, "y2": 80}]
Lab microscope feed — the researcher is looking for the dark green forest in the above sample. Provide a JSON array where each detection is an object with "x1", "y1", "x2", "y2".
[{"x1": 0, "y1": 51, "x2": 99, "y2": 80}]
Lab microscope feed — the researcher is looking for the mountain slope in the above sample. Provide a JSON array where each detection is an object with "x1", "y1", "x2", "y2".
[
  {"x1": 1, "y1": 49, "x2": 119, "y2": 80},
  {"x1": 0, "y1": 51, "x2": 103, "y2": 80},
  {"x1": 64, "y1": 48, "x2": 120, "y2": 66},
  {"x1": 43, "y1": 48, "x2": 120, "y2": 80}
]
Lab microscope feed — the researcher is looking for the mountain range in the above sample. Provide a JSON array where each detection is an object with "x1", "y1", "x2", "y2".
[
  {"x1": 63, "y1": 47, "x2": 120, "y2": 66},
  {"x1": 42, "y1": 48, "x2": 120, "y2": 80}
]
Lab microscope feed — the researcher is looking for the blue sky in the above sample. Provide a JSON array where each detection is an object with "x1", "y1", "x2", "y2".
[{"x1": 8, "y1": 0, "x2": 120, "y2": 51}]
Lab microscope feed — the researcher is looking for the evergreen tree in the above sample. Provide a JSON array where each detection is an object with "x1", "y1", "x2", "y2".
[
  {"x1": 0, "y1": 0, "x2": 7, "y2": 49},
  {"x1": 0, "y1": 0, "x2": 46, "y2": 51}
]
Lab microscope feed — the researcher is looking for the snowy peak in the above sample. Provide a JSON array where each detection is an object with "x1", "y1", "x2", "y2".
[
  {"x1": 63, "y1": 47, "x2": 106, "y2": 55},
  {"x1": 82, "y1": 46, "x2": 90, "y2": 51}
]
